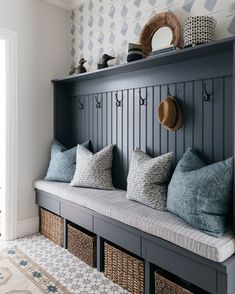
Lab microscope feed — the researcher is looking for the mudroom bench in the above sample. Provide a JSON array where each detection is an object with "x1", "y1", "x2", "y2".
[
  {"x1": 35, "y1": 180, "x2": 235, "y2": 294},
  {"x1": 36, "y1": 37, "x2": 235, "y2": 293}
]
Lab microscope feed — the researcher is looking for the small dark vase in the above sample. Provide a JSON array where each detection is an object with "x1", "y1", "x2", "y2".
[{"x1": 127, "y1": 43, "x2": 144, "y2": 62}]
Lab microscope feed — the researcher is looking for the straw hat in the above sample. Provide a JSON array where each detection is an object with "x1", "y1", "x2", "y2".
[{"x1": 157, "y1": 96, "x2": 183, "y2": 131}]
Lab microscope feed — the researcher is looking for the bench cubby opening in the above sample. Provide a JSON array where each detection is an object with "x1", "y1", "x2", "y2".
[
  {"x1": 153, "y1": 267, "x2": 209, "y2": 294},
  {"x1": 104, "y1": 240, "x2": 144, "y2": 294},
  {"x1": 67, "y1": 221, "x2": 97, "y2": 268},
  {"x1": 40, "y1": 207, "x2": 64, "y2": 247}
]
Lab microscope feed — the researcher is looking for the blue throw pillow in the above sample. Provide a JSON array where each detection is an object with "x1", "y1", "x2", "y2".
[
  {"x1": 45, "y1": 140, "x2": 90, "y2": 182},
  {"x1": 167, "y1": 148, "x2": 233, "y2": 237}
]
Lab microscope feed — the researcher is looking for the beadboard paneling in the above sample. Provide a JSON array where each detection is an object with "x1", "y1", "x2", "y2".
[{"x1": 59, "y1": 75, "x2": 233, "y2": 190}]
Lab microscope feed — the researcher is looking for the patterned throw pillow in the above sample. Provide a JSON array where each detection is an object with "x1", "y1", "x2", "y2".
[
  {"x1": 45, "y1": 140, "x2": 90, "y2": 183},
  {"x1": 126, "y1": 149, "x2": 173, "y2": 210},
  {"x1": 167, "y1": 148, "x2": 233, "y2": 237},
  {"x1": 70, "y1": 144, "x2": 114, "y2": 190}
]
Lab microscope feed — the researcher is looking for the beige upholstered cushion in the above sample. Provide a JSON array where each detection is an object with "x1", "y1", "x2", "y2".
[
  {"x1": 70, "y1": 144, "x2": 114, "y2": 190},
  {"x1": 34, "y1": 180, "x2": 235, "y2": 262},
  {"x1": 126, "y1": 149, "x2": 173, "y2": 210}
]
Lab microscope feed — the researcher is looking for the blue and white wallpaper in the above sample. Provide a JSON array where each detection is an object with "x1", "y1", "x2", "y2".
[{"x1": 69, "y1": 0, "x2": 235, "y2": 71}]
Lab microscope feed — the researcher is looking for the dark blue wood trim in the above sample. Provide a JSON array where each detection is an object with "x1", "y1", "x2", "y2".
[
  {"x1": 97, "y1": 236, "x2": 104, "y2": 272},
  {"x1": 68, "y1": 53, "x2": 232, "y2": 97},
  {"x1": 64, "y1": 218, "x2": 68, "y2": 249},
  {"x1": 144, "y1": 260, "x2": 155, "y2": 294}
]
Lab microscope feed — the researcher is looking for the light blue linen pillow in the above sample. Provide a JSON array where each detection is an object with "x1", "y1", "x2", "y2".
[
  {"x1": 167, "y1": 148, "x2": 233, "y2": 237},
  {"x1": 45, "y1": 140, "x2": 90, "y2": 182}
]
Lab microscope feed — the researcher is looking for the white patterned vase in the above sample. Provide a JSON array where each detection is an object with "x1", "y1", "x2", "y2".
[{"x1": 184, "y1": 16, "x2": 216, "y2": 47}]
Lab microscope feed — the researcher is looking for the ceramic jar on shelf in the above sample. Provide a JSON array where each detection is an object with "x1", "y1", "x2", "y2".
[{"x1": 184, "y1": 16, "x2": 216, "y2": 47}]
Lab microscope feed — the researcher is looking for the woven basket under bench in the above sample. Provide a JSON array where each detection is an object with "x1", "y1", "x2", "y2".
[
  {"x1": 104, "y1": 242, "x2": 144, "y2": 294},
  {"x1": 67, "y1": 223, "x2": 97, "y2": 268},
  {"x1": 40, "y1": 207, "x2": 64, "y2": 246},
  {"x1": 155, "y1": 271, "x2": 193, "y2": 294}
]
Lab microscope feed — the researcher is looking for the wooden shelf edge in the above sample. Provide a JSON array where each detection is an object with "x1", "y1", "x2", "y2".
[{"x1": 52, "y1": 36, "x2": 235, "y2": 84}]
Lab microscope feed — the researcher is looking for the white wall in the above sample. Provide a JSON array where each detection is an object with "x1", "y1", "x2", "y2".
[{"x1": 0, "y1": 0, "x2": 69, "y2": 237}]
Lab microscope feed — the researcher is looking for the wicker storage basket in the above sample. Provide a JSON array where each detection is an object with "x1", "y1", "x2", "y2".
[
  {"x1": 67, "y1": 223, "x2": 97, "y2": 268},
  {"x1": 104, "y1": 242, "x2": 144, "y2": 294},
  {"x1": 155, "y1": 271, "x2": 193, "y2": 294},
  {"x1": 40, "y1": 208, "x2": 64, "y2": 246}
]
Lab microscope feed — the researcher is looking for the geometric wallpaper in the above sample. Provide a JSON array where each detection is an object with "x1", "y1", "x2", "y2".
[{"x1": 69, "y1": 0, "x2": 235, "y2": 71}]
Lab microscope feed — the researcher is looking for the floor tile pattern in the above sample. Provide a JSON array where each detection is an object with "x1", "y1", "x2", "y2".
[{"x1": 0, "y1": 234, "x2": 129, "y2": 294}]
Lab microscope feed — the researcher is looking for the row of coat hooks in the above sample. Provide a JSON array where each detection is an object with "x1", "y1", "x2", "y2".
[
  {"x1": 77, "y1": 88, "x2": 148, "y2": 110},
  {"x1": 95, "y1": 89, "x2": 147, "y2": 108},
  {"x1": 77, "y1": 84, "x2": 211, "y2": 110}
]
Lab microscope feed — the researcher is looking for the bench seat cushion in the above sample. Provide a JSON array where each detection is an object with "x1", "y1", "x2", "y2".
[{"x1": 34, "y1": 180, "x2": 235, "y2": 262}]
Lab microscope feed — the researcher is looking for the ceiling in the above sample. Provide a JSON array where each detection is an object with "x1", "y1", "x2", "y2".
[{"x1": 43, "y1": 0, "x2": 82, "y2": 11}]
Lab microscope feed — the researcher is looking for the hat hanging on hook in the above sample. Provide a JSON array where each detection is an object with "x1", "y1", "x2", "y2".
[{"x1": 157, "y1": 93, "x2": 183, "y2": 132}]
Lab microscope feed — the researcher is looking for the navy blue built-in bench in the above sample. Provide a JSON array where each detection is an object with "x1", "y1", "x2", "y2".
[{"x1": 36, "y1": 37, "x2": 235, "y2": 294}]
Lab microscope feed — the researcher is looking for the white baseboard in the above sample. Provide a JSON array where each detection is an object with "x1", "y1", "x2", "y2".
[{"x1": 17, "y1": 216, "x2": 39, "y2": 238}]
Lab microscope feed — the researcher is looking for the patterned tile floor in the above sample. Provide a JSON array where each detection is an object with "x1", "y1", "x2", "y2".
[{"x1": 0, "y1": 234, "x2": 129, "y2": 294}]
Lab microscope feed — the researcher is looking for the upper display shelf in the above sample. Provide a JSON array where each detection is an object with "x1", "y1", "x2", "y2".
[{"x1": 52, "y1": 36, "x2": 235, "y2": 84}]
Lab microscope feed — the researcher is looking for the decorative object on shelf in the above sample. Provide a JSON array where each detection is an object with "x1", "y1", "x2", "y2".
[
  {"x1": 98, "y1": 54, "x2": 115, "y2": 69},
  {"x1": 77, "y1": 58, "x2": 87, "y2": 74},
  {"x1": 139, "y1": 12, "x2": 181, "y2": 57},
  {"x1": 184, "y1": 16, "x2": 216, "y2": 47},
  {"x1": 157, "y1": 95, "x2": 183, "y2": 131},
  {"x1": 69, "y1": 58, "x2": 87, "y2": 75},
  {"x1": 69, "y1": 66, "x2": 76, "y2": 75},
  {"x1": 149, "y1": 44, "x2": 180, "y2": 57},
  {"x1": 69, "y1": 67, "x2": 75, "y2": 75},
  {"x1": 127, "y1": 43, "x2": 144, "y2": 62}
]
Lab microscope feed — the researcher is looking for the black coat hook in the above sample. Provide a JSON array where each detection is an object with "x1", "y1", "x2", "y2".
[
  {"x1": 78, "y1": 98, "x2": 84, "y2": 110},
  {"x1": 95, "y1": 95, "x2": 101, "y2": 108},
  {"x1": 203, "y1": 84, "x2": 211, "y2": 101},
  {"x1": 139, "y1": 89, "x2": 146, "y2": 106},
  {"x1": 115, "y1": 92, "x2": 122, "y2": 107},
  {"x1": 167, "y1": 85, "x2": 172, "y2": 97}
]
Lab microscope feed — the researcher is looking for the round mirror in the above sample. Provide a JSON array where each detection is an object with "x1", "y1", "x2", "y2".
[
  {"x1": 139, "y1": 12, "x2": 181, "y2": 56},
  {"x1": 151, "y1": 27, "x2": 173, "y2": 51}
]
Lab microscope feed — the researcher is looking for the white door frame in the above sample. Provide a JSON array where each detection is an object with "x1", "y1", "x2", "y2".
[{"x1": 0, "y1": 28, "x2": 18, "y2": 240}]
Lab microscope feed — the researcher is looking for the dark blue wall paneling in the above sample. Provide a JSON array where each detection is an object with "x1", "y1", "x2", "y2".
[{"x1": 54, "y1": 51, "x2": 233, "y2": 190}]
